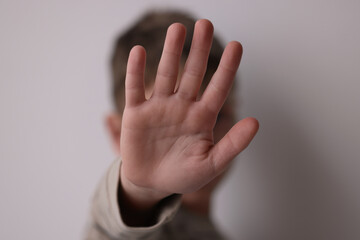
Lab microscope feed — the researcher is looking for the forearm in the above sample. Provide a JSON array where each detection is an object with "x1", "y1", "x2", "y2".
[{"x1": 84, "y1": 159, "x2": 181, "y2": 240}]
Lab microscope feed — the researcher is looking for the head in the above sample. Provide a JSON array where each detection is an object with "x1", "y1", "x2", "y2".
[
  {"x1": 107, "y1": 10, "x2": 237, "y2": 152},
  {"x1": 106, "y1": 11, "x2": 237, "y2": 198}
]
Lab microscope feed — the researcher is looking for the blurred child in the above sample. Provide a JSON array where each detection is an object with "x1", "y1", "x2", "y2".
[{"x1": 84, "y1": 11, "x2": 258, "y2": 240}]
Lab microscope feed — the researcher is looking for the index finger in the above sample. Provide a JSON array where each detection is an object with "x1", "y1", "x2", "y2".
[{"x1": 200, "y1": 41, "x2": 243, "y2": 114}]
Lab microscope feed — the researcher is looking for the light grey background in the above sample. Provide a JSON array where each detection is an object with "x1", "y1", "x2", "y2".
[{"x1": 1, "y1": 0, "x2": 359, "y2": 239}]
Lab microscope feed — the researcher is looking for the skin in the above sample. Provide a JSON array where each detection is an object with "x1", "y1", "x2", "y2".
[{"x1": 106, "y1": 19, "x2": 259, "y2": 226}]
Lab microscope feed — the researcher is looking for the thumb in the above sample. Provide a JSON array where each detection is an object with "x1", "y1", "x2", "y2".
[{"x1": 210, "y1": 117, "x2": 259, "y2": 175}]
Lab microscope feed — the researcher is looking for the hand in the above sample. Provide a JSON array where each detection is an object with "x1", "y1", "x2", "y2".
[{"x1": 120, "y1": 20, "x2": 259, "y2": 209}]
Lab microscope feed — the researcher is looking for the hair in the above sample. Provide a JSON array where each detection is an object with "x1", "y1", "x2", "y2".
[{"x1": 110, "y1": 11, "x2": 231, "y2": 113}]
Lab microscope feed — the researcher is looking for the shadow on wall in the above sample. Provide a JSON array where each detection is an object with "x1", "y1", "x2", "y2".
[{"x1": 245, "y1": 90, "x2": 358, "y2": 240}]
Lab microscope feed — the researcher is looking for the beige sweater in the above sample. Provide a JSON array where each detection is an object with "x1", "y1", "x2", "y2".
[{"x1": 83, "y1": 159, "x2": 225, "y2": 240}]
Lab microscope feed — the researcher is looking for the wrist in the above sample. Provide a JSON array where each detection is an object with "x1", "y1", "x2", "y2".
[{"x1": 120, "y1": 165, "x2": 170, "y2": 210}]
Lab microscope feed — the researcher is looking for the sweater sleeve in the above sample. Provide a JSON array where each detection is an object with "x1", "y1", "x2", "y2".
[{"x1": 83, "y1": 158, "x2": 181, "y2": 240}]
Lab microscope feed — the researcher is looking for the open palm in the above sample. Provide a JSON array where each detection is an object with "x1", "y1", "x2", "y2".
[{"x1": 120, "y1": 20, "x2": 258, "y2": 199}]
